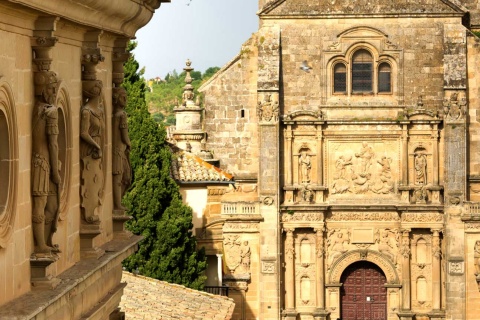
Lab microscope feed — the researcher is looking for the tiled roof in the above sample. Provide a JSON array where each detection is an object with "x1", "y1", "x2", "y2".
[
  {"x1": 120, "y1": 272, "x2": 235, "y2": 320},
  {"x1": 171, "y1": 151, "x2": 234, "y2": 183}
]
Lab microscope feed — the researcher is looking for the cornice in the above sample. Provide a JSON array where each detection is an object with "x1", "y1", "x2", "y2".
[{"x1": 7, "y1": 0, "x2": 170, "y2": 37}]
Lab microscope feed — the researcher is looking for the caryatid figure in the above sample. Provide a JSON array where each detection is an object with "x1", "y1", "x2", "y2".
[
  {"x1": 32, "y1": 71, "x2": 61, "y2": 255},
  {"x1": 112, "y1": 87, "x2": 131, "y2": 211},
  {"x1": 80, "y1": 80, "x2": 105, "y2": 223}
]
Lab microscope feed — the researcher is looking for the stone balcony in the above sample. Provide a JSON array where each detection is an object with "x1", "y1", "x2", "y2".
[
  {"x1": 462, "y1": 201, "x2": 480, "y2": 221},
  {"x1": 221, "y1": 201, "x2": 259, "y2": 215}
]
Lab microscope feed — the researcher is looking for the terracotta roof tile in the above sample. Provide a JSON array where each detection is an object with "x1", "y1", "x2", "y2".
[
  {"x1": 120, "y1": 272, "x2": 235, "y2": 319},
  {"x1": 171, "y1": 150, "x2": 234, "y2": 183}
]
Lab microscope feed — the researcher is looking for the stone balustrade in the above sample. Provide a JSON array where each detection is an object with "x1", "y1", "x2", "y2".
[{"x1": 222, "y1": 202, "x2": 259, "y2": 215}]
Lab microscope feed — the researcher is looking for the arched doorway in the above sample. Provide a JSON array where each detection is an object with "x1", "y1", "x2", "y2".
[{"x1": 340, "y1": 261, "x2": 387, "y2": 320}]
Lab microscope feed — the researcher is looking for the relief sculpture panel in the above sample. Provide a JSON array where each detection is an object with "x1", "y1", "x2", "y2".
[{"x1": 328, "y1": 141, "x2": 399, "y2": 198}]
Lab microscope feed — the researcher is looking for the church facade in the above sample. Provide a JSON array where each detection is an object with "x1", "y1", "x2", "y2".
[{"x1": 173, "y1": 0, "x2": 480, "y2": 319}]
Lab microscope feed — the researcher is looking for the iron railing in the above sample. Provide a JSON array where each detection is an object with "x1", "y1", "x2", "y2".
[{"x1": 204, "y1": 285, "x2": 229, "y2": 297}]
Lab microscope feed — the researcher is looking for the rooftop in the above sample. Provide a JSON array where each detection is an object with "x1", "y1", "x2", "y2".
[{"x1": 120, "y1": 272, "x2": 235, "y2": 319}]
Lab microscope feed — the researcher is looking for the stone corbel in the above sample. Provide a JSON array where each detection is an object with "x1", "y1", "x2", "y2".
[
  {"x1": 31, "y1": 16, "x2": 60, "y2": 72},
  {"x1": 82, "y1": 31, "x2": 105, "y2": 81},
  {"x1": 112, "y1": 37, "x2": 131, "y2": 86}
]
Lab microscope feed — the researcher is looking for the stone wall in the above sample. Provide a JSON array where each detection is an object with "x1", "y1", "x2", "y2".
[{"x1": 200, "y1": 37, "x2": 259, "y2": 178}]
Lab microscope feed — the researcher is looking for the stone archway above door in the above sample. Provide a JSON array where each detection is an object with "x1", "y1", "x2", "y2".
[{"x1": 327, "y1": 249, "x2": 400, "y2": 285}]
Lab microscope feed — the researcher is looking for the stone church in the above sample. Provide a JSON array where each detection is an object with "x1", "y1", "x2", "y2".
[
  {"x1": 170, "y1": 0, "x2": 480, "y2": 319},
  {"x1": 0, "y1": 0, "x2": 169, "y2": 319}
]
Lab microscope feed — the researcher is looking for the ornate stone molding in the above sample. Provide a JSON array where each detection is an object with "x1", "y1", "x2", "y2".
[
  {"x1": 282, "y1": 212, "x2": 324, "y2": 222},
  {"x1": 14, "y1": 0, "x2": 167, "y2": 37},
  {"x1": 0, "y1": 80, "x2": 18, "y2": 248},
  {"x1": 328, "y1": 250, "x2": 400, "y2": 285},
  {"x1": 401, "y1": 212, "x2": 444, "y2": 223},
  {"x1": 327, "y1": 212, "x2": 400, "y2": 221}
]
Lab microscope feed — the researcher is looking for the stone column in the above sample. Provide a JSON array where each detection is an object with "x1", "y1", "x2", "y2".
[
  {"x1": 400, "y1": 229, "x2": 412, "y2": 310},
  {"x1": 313, "y1": 227, "x2": 329, "y2": 320},
  {"x1": 316, "y1": 125, "x2": 323, "y2": 186},
  {"x1": 401, "y1": 124, "x2": 408, "y2": 185},
  {"x1": 397, "y1": 229, "x2": 415, "y2": 320},
  {"x1": 285, "y1": 126, "x2": 293, "y2": 185},
  {"x1": 216, "y1": 253, "x2": 223, "y2": 286},
  {"x1": 284, "y1": 228, "x2": 297, "y2": 318},
  {"x1": 314, "y1": 227, "x2": 325, "y2": 309},
  {"x1": 431, "y1": 125, "x2": 439, "y2": 185},
  {"x1": 431, "y1": 229, "x2": 442, "y2": 311}
]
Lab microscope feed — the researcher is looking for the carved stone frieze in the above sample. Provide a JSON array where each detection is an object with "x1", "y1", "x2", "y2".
[
  {"x1": 330, "y1": 142, "x2": 396, "y2": 196},
  {"x1": 327, "y1": 212, "x2": 400, "y2": 221},
  {"x1": 282, "y1": 212, "x2": 324, "y2": 222},
  {"x1": 401, "y1": 213, "x2": 444, "y2": 223},
  {"x1": 223, "y1": 222, "x2": 259, "y2": 233},
  {"x1": 466, "y1": 223, "x2": 480, "y2": 230}
]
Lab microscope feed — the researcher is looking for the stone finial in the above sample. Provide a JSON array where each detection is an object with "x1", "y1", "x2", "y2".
[{"x1": 182, "y1": 59, "x2": 195, "y2": 107}]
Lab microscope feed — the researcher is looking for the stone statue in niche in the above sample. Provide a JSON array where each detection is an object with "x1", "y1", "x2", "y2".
[
  {"x1": 327, "y1": 229, "x2": 350, "y2": 267},
  {"x1": 414, "y1": 152, "x2": 427, "y2": 185},
  {"x1": 257, "y1": 94, "x2": 279, "y2": 122},
  {"x1": 112, "y1": 87, "x2": 131, "y2": 211},
  {"x1": 474, "y1": 240, "x2": 480, "y2": 279},
  {"x1": 299, "y1": 150, "x2": 312, "y2": 183},
  {"x1": 80, "y1": 80, "x2": 105, "y2": 224},
  {"x1": 32, "y1": 71, "x2": 61, "y2": 256}
]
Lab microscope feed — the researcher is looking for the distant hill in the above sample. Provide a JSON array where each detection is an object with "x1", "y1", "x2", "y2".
[{"x1": 146, "y1": 67, "x2": 220, "y2": 125}]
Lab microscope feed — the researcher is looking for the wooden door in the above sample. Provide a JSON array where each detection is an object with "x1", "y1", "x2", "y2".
[{"x1": 341, "y1": 261, "x2": 387, "y2": 320}]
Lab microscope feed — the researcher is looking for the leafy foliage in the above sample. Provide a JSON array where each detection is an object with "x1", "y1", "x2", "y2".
[
  {"x1": 122, "y1": 41, "x2": 206, "y2": 290},
  {"x1": 146, "y1": 66, "x2": 220, "y2": 125}
]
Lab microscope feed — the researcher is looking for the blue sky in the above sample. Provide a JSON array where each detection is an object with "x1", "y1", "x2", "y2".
[{"x1": 134, "y1": 0, "x2": 259, "y2": 80}]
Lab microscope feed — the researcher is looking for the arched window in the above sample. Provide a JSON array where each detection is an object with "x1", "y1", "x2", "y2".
[
  {"x1": 334, "y1": 63, "x2": 347, "y2": 93},
  {"x1": 378, "y1": 63, "x2": 391, "y2": 93},
  {"x1": 352, "y1": 49, "x2": 373, "y2": 92}
]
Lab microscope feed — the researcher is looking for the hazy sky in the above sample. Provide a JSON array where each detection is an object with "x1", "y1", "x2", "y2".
[{"x1": 134, "y1": 0, "x2": 259, "y2": 80}]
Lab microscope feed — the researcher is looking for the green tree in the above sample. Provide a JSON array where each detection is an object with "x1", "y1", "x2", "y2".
[{"x1": 122, "y1": 41, "x2": 206, "y2": 290}]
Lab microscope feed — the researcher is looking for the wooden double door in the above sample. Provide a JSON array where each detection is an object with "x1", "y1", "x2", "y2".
[{"x1": 340, "y1": 261, "x2": 387, "y2": 320}]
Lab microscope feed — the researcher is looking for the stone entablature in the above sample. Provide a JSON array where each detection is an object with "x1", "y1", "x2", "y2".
[{"x1": 12, "y1": 0, "x2": 168, "y2": 37}]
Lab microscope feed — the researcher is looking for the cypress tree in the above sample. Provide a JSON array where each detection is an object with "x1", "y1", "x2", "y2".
[{"x1": 122, "y1": 42, "x2": 206, "y2": 290}]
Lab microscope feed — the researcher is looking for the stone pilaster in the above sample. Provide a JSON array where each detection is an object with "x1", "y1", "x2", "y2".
[
  {"x1": 257, "y1": 24, "x2": 281, "y2": 319},
  {"x1": 283, "y1": 228, "x2": 297, "y2": 319},
  {"x1": 313, "y1": 227, "x2": 329, "y2": 320},
  {"x1": 443, "y1": 24, "x2": 467, "y2": 320},
  {"x1": 399, "y1": 229, "x2": 412, "y2": 313}
]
